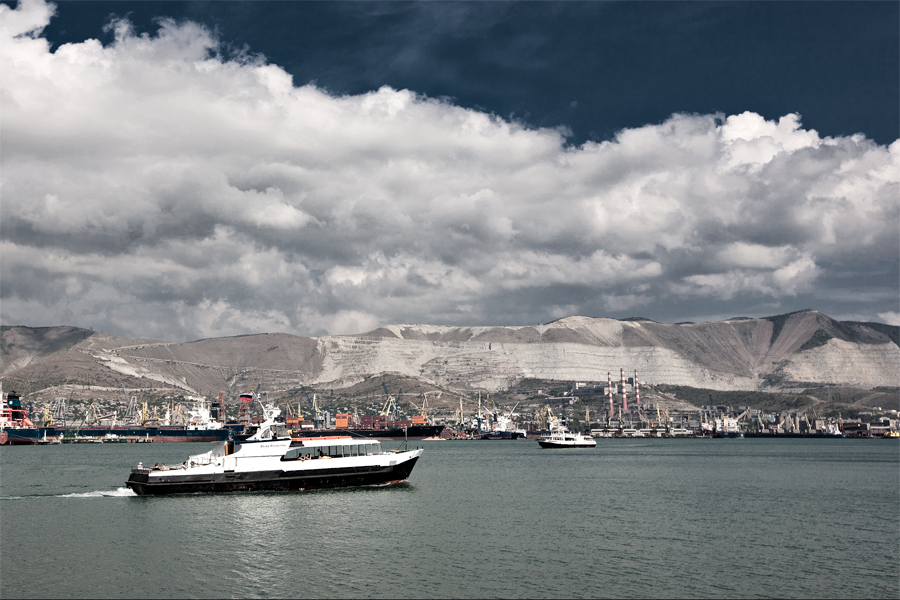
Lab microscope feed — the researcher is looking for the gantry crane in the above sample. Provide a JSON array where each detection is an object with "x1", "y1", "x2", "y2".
[
  {"x1": 298, "y1": 382, "x2": 323, "y2": 429},
  {"x1": 381, "y1": 382, "x2": 399, "y2": 421}
]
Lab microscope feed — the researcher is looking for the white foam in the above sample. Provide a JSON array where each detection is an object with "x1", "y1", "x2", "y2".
[{"x1": 58, "y1": 487, "x2": 137, "y2": 498}]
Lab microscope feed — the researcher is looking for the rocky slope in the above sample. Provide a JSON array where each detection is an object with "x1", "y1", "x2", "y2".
[{"x1": 2, "y1": 310, "x2": 897, "y2": 402}]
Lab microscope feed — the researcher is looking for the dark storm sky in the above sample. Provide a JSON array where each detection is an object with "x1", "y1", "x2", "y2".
[{"x1": 41, "y1": 1, "x2": 899, "y2": 146}]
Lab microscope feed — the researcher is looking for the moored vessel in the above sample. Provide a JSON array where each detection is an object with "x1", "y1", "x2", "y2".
[
  {"x1": 2, "y1": 394, "x2": 232, "y2": 444},
  {"x1": 298, "y1": 424, "x2": 444, "y2": 441},
  {"x1": 0, "y1": 390, "x2": 36, "y2": 445}
]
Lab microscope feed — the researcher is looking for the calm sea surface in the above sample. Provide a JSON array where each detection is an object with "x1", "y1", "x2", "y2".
[{"x1": 1, "y1": 439, "x2": 897, "y2": 599}]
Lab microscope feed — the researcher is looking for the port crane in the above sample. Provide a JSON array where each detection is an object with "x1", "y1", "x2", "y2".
[
  {"x1": 75, "y1": 404, "x2": 97, "y2": 436},
  {"x1": 48, "y1": 384, "x2": 74, "y2": 427},
  {"x1": 122, "y1": 387, "x2": 146, "y2": 425},
  {"x1": 41, "y1": 404, "x2": 54, "y2": 427},
  {"x1": 410, "y1": 390, "x2": 441, "y2": 422},
  {"x1": 407, "y1": 394, "x2": 429, "y2": 423},
  {"x1": 75, "y1": 403, "x2": 118, "y2": 435},
  {"x1": 298, "y1": 382, "x2": 323, "y2": 429},
  {"x1": 535, "y1": 404, "x2": 555, "y2": 429},
  {"x1": 380, "y1": 382, "x2": 399, "y2": 422},
  {"x1": 636, "y1": 408, "x2": 652, "y2": 428}
]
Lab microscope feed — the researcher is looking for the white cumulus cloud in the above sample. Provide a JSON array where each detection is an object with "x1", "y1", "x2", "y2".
[{"x1": 1, "y1": 0, "x2": 897, "y2": 340}]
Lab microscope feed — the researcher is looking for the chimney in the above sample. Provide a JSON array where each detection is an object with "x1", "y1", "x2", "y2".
[
  {"x1": 635, "y1": 369, "x2": 640, "y2": 407},
  {"x1": 608, "y1": 372, "x2": 613, "y2": 413}
]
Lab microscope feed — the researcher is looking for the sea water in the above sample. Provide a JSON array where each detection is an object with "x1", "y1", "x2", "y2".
[{"x1": 1, "y1": 439, "x2": 897, "y2": 599}]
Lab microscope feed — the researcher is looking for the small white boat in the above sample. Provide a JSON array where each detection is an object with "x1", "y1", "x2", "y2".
[{"x1": 537, "y1": 418, "x2": 596, "y2": 449}]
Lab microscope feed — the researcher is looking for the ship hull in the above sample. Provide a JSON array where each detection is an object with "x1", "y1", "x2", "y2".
[
  {"x1": 480, "y1": 431, "x2": 526, "y2": 440},
  {"x1": 126, "y1": 456, "x2": 419, "y2": 495},
  {"x1": 537, "y1": 440, "x2": 596, "y2": 448},
  {"x1": 0, "y1": 426, "x2": 231, "y2": 444},
  {"x1": 743, "y1": 432, "x2": 845, "y2": 438},
  {"x1": 0, "y1": 430, "x2": 38, "y2": 445},
  {"x1": 295, "y1": 425, "x2": 443, "y2": 440}
]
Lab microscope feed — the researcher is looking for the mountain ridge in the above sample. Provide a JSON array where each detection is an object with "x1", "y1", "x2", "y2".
[{"x1": 2, "y1": 310, "x2": 897, "y2": 401}]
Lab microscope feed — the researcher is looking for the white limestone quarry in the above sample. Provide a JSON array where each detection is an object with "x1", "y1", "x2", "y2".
[
  {"x1": 308, "y1": 314, "x2": 898, "y2": 392},
  {"x1": 94, "y1": 352, "x2": 197, "y2": 393},
  {"x1": 783, "y1": 338, "x2": 900, "y2": 388},
  {"x1": 312, "y1": 332, "x2": 760, "y2": 392}
]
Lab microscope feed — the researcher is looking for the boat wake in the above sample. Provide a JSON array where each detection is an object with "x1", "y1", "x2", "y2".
[
  {"x1": 1, "y1": 488, "x2": 138, "y2": 500},
  {"x1": 58, "y1": 487, "x2": 137, "y2": 498}
]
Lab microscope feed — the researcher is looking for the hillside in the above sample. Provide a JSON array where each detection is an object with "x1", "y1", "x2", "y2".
[{"x1": 1, "y1": 310, "x2": 897, "y2": 409}]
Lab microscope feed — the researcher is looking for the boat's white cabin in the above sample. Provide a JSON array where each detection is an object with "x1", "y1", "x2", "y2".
[{"x1": 184, "y1": 435, "x2": 387, "y2": 467}]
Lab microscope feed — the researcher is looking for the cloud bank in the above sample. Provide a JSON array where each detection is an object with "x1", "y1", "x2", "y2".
[{"x1": 2, "y1": 0, "x2": 898, "y2": 341}]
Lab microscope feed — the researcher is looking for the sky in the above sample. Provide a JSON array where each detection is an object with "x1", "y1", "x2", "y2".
[{"x1": 1, "y1": 0, "x2": 898, "y2": 342}]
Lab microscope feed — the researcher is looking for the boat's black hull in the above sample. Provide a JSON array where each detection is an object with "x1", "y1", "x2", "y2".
[
  {"x1": 125, "y1": 456, "x2": 419, "y2": 495},
  {"x1": 0, "y1": 426, "x2": 231, "y2": 444},
  {"x1": 0, "y1": 430, "x2": 38, "y2": 445},
  {"x1": 743, "y1": 432, "x2": 845, "y2": 438},
  {"x1": 480, "y1": 431, "x2": 526, "y2": 440},
  {"x1": 537, "y1": 441, "x2": 596, "y2": 448}
]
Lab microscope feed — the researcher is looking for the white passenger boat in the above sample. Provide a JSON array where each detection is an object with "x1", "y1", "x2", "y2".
[
  {"x1": 537, "y1": 418, "x2": 596, "y2": 449},
  {"x1": 125, "y1": 407, "x2": 423, "y2": 495}
]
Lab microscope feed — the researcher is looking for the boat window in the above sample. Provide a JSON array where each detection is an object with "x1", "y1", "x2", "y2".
[
  {"x1": 329, "y1": 445, "x2": 342, "y2": 458},
  {"x1": 350, "y1": 445, "x2": 358, "y2": 457},
  {"x1": 282, "y1": 448, "x2": 302, "y2": 461}
]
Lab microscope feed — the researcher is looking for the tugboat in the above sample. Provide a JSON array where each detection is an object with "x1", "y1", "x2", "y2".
[
  {"x1": 125, "y1": 406, "x2": 423, "y2": 495},
  {"x1": 537, "y1": 416, "x2": 596, "y2": 449}
]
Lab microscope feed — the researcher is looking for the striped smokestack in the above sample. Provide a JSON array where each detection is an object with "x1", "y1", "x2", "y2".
[
  {"x1": 621, "y1": 367, "x2": 628, "y2": 411},
  {"x1": 635, "y1": 369, "x2": 640, "y2": 407},
  {"x1": 608, "y1": 371, "x2": 613, "y2": 413}
]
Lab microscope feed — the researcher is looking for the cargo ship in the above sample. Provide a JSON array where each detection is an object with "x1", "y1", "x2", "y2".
[
  {"x1": 0, "y1": 391, "x2": 36, "y2": 445},
  {"x1": 1, "y1": 424, "x2": 232, "y2": 445},
  {"x1": 480, "y1": 430, "x2": 526, "y2": 440},
  {"x1": 0, "y1": 391, "x2": 231, "y2": 445},
  {"x1": 287, "y1": 413, "x2": 444, "y2": 441},
  {"x1": 478, "y1": 412, "x2": 527, "y2": 440}
]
